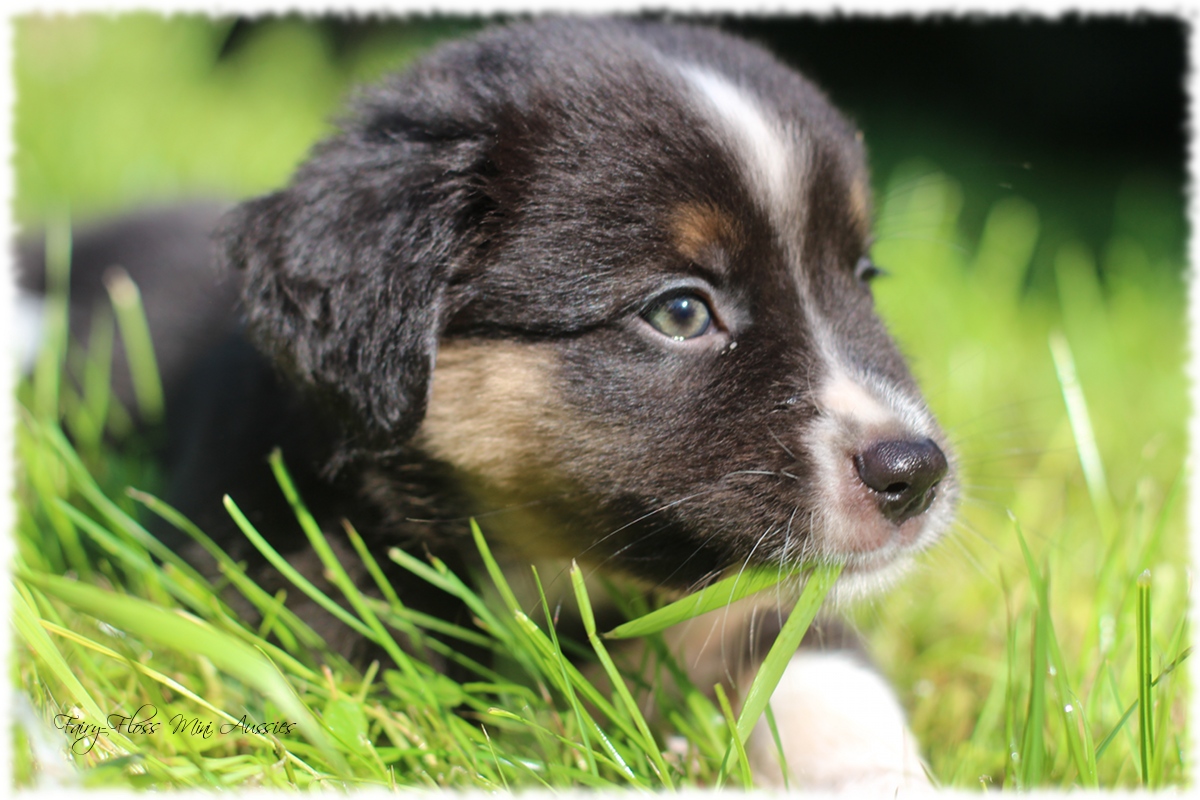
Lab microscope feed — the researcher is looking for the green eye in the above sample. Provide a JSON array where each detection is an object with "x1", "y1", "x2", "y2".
[{"x1": 644, "y1": 294, "x2": 713, "y2": 340}]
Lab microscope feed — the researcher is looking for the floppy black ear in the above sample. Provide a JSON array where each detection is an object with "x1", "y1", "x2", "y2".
[{"x1": 218, "y1": 91, "x2": 493, "y2": 458}]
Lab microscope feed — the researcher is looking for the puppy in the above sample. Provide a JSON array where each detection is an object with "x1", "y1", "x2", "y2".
[{"x1": 23, "y1": 18, "x2": 956, "y2": 791}]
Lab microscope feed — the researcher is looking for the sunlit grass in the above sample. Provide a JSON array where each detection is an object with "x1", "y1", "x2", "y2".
[{"x1": 863, "y1": 162, "x2": 1188, "y2": 789}]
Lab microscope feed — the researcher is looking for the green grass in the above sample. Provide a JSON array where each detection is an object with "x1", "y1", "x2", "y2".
[
  {"x1": 14, "y1": 384, "x2": 836, "y2": 789},
  {"x1": 12, "y1": 14, "x2": 1189, "y2": 791},
  {"x1": 861, "y1": 163, "x2": 1188, "y2": 789}
]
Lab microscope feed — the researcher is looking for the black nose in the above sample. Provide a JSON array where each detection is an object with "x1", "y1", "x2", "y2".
[{"x1": 854, "y1": 438, "x2": 948, "y2": 525}]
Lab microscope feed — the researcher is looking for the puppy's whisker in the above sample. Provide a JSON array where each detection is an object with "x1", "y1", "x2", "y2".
[
  {"x1": 939, "y1": 526, "x2": 1001, "y2": 586},
  {"x1": 591, "y1": 522, "x2": 727, "y2": 593},
  {"x1": 572, "y1": 488, "x2": 724, "y2": 563},
  {"x1": 950, "y1": 518, "x2": 1003, "y2": 555},
  {"x1": 689, "y1": 526, "x2": 767, "y2": 680},
  {"x1": 713, "y1": 526, "x2": 774, "y2": 683},
  {"x1": 681, "y1": 566, "x2": 726, "y2": 598},
  {"x1": 721, "y1": 469, "x2": 785, "y2": 480},
  {"x1": 767, "y1": 425, "x2": 798, "y2": 462},
  {"x1": 771, "y1": 505, "x2": 801, "y2": 567},
  {"x1": 874, "y1": 172, "x2": 952, "y2": 206}
]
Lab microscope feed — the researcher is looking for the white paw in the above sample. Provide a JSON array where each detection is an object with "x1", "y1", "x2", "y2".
[{"x1": 747, "y1": 651, "x2": 931, "y2": 793}]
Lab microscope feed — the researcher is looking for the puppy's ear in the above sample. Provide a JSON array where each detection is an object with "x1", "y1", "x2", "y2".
[{"x1": 218, "y1": 105, "x2": 492, "y2": 458}]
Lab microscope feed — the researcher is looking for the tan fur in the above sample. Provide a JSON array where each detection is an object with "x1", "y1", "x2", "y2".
[
  {"x1": 848, "y1": 177, "x2": 872, "y2": 237},
  {"x1": 415, "y1": 339, "x2": 570, "y2": 492},
  {"x1": 670, "y1": 202, "x2": 742, "y2": 262}
]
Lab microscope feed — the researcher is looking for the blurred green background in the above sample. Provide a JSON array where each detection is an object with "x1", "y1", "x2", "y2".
[{"x1": 13, "y1": 13, "x2": 1190, "y2": 788}]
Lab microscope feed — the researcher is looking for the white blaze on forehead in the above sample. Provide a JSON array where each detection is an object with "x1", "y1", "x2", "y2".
[{"x1": 676, "y1": 64, "x2": 801, "y2": 231}]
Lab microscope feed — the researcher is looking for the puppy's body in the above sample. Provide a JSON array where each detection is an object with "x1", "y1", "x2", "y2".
[{"x1": 23, "y1": 18, "x2": 954, "y2": 790}]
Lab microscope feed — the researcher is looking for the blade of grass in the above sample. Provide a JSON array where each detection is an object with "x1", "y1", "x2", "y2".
[
  {"x1": 762, "y1": 705, "x2": 790, "y2": 790},
  {"x1": 1136, "y1": 570, "x2": 1154, "y2": 788},
  {"x1": 483, "y1": 708, "x2": 629, "y2": 783},
  {"x1": 606, "y1": 566, "x2": 794, "y2": 640},
  {"x1": 33, "y1": 214, "x2": 70, "y2": 423},
  {"x1": 44, "y1": 424, "x2": 209, "y2": 587},
  {"x1": 734, "y1": 562, "x2": 842, "y2": 744},
  {"x1": 1097, "y1": 661, "x2": 1141, "y2": 777},
  {"x1": 506, "y1": 608, "x2": 646, "y2": 785},
  {"x1": 714, "y1": 683, "x2": 753, "y2": 789},
  {"x1": 1150, "y1": 610, "x2": 1188, "y2": 781},
  {"x1": 75, "y1": 307, "x2": 115, "y2": 451},
  {"x1": 223, "y1": 494, "x2": 375, "y2": 642},
  {"x1": 569, "y1": 560, "x2": 675, "y2": 789},
  {"x1": 1048, "y1": 331, "x2": 1116, "y2": 535},
  {"x1": 482, "y1": 725, "x2": 511, "y2": 791},
  {"x1": 265, "y1": 450, "x2": 424, "y2": 685},
  {"x1": 21, "y1": 415, "x2": 91, "y2": 577},
  {"x1": 1021, "y1": 610, "x2": 1047, "y2": 786},
  {"x1": 128, "y1": 488, "x2": 335, "y2": 661},
  {"x1": 1012, "y1": 514, "x2": 1096, "y2": 786},
  {"x1": 55, "y1": 499, "x2": 187, "y2": 608},
  {"x1": 601, "y1": 577, "x2": 725, "y2": 760},
  {"x1": 469, "y1": 519, "x2": 522, "y2": 614},
  {"x1": 104, "y1": 267, "x2": 163, "y2": 423},
  {"x1": 1012, "y1": 519, "x2": 1046, "y2": 786},
  {"x1": 711, "y1": 562, "x2": 842, "y2": 784},
  {"x1": 530, "y1": 569, "x2": 598, "y2": 780},
  {"x1": 17, "y1": 570, "x2": 348, "y2": 773}
]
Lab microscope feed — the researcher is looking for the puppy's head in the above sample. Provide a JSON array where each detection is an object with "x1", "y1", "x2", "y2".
[{"x1": 222, "y1": 19, "x2": 956, "y2": 594}]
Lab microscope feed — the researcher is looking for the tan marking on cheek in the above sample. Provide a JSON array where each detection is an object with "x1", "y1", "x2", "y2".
[
  {"x1": 848, "y1": 178, "x2": 872, "y2": 236},
  {"x1": 415, "y1": 340, "x2": 575, "y2": 493},
  {"x1": 670, "y1": 202, "x2": 741, "y2": 262}
]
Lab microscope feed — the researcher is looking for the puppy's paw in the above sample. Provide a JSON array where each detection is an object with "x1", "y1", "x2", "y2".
[{"x1": 747, "y1": 651, "x2": 931, "y2": 793}]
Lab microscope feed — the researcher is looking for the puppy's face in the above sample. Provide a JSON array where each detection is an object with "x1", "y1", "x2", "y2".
[{"x1": 225, "y1": 19, "x2": 956, "y2": 592}]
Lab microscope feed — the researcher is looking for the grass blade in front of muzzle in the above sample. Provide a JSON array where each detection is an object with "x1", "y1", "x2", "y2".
[
  {"x1": 605, "y1": 565, "x2": 802, "y2": 640},
  {"x1": 718, "y1": 561, "x2": 843, "y2": 784},
  {"x1": 732, "y1": 563, "x2": 842, "y2": 743}
]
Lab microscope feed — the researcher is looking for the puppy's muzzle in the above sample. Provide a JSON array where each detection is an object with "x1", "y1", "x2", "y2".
[{"x1": 853, "y1": 438, "x2": 948, "y2": 525}]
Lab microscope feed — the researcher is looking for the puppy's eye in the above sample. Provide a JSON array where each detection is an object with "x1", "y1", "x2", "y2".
[
  {"x1": 855, "y1": 256, "x2": 886, "y2": 284},
  {"x1": 643, "y1": 293, "x2": 713, "y2": 340}
]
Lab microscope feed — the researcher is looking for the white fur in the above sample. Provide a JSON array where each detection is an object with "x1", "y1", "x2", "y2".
[
  {"x1": 796, "y1": 350, "x2": 956, "y2": 573},
  {"x1": 819, "y1": 371, "x2": 897, "y2": 428},
  {"x1": 676, "y1": 64, "x2": 803, "y2": 238},
  {"x1": 14, "y1": 291, "x2": 45, "y2": 373},
  {"x1": 747, "y1": 650, "x2": 931, "y2": 792}
]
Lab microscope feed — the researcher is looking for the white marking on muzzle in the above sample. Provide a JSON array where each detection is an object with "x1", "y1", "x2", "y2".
[{"x1": 798, "y1": 333, "x2": 954, "y2": 571}]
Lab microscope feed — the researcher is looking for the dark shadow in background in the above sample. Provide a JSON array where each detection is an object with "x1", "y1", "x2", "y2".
[{"x1": 721, "y1": 16, "x2": 1188, "y2": 272}]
